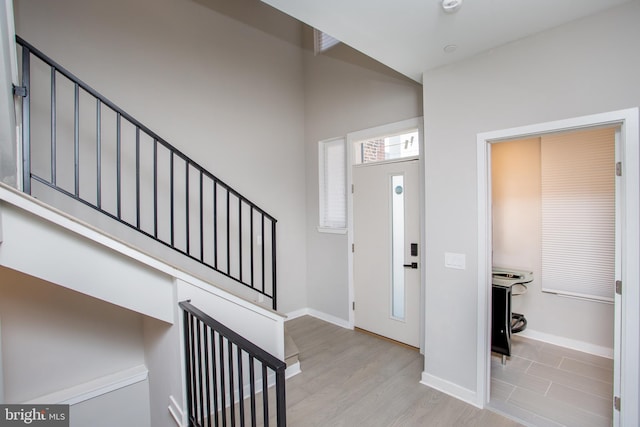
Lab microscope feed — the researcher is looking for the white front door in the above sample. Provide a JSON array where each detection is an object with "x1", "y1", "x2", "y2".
[{"x1": 353, "y1": 158, "x2": 420, "y2": 347}]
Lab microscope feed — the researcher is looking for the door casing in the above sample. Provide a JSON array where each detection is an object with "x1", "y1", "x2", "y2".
[
  {"x1": 476, "y1": 108, "x2": 639, "y2": 427},
  {"x1": 346, "y1": 117, "x2": 425, "y2": 353}
]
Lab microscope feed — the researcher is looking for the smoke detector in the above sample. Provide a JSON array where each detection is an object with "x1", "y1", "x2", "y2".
[{"x1": 441, "y1": 0, "x2": 463, "y2": 14}]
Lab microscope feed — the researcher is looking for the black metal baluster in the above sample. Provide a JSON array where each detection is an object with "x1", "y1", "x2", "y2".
[
  {"x1": 262, "y1": 364, "x2": 269, "y2": 426},
  {"x1": 96, "y1": 99, "x2": 101, "y2": 209},
  {"x1": 170, "y1": 152, "x2": 175, "y2": 246},
  {"x1": 211, "y1": 330, "x2": 220, "y2": 427},
  {"x1": 261, "y1": 215, "x2": 265, "y2": 295},
  {"x1": 249, "y1": 356, "x2": 256, "y2": 427},
  {"x1": 74, "y1": 83, "x2": 79, "y2": 197},
  {"x1": 197, "y1": 319, "x2": 205, "y2": 425},
  {"x1": 271, "y1": 220, "x2": 277, "y2": 311},
  {"x1": 116, "y1": 112, "x2": 121, "y2": 219},
  {"x1": 203, "y1": 323, "x2": 212, "y2": 427},
  {"x1": 237, "y1": 349, "x2": 245, "y2": 427},
  {"x1": 239, "y1": 198, "x2": 243, "y2": 282},
  {"x1": 182, "y1": 311, "x2": 193, "y2": 424},
  {"x1": 250, "y1": 208, "x2": 254, "y2": 289},
  {"x1": 226, "y1": 190, "x2": 230, "y2": 275},
  {"x1": 50, "y1": 67, "x2": 56, "y2": 185},
  {"x1": 213, "y1": 182, "x2": 218, "y2": 269},
  {"x1": 188, "y1": 313, "x2": 198, "y2": 423},
  {"x1": 219, "y1": 334, "x2": 227, "y2": 427},
  {"x1": 228, "y1": 343, "x2": 236, "y2": 426},
  {"x1": 135, "y1": 127, "x2": 140, "y2": 229},
  {"x1": 186, "y1": 162, "x2": 190, "y2": 255},
  {"x1": 200, "y1": 171, "x2": 204, "y2": 262},
  {"x1": 153, "y1": 139, "x2": 158, "y2": 238}
]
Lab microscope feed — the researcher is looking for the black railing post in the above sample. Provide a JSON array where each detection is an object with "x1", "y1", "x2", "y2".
[
  {"x1": 20, "y1": 43, "x2": 31, "y2": 195},
  {"x1": 271, "y1": 220, "x2": 277, "y2": 311},
  {"x1": 182, "y1": 309, "x2": 194, "y2": 426},
  {"x1": 275, "y1": 368, "x2": 287, "y2": 427},
  {"x1": 73, "y1": 83, "x2": 80, "y2": 197},
  {"x1": 50, "y1": 67, "x2": 56, "y2": 185}
]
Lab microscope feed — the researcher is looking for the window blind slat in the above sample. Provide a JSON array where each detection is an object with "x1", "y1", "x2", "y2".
[
  {"x1": 541, "y1": 128, "x2": 615, "y2": 301},
  {"x1": 319, "y1": 138, "x2": 346, "y2": 228}
]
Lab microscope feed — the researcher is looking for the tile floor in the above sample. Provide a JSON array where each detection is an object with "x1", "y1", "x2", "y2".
[{"x1": 489, "y1": 334, "x2": 614, "y2": 427}]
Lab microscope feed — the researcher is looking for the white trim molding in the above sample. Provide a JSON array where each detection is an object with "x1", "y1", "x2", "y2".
[
  {"x1": 168, "y1": 395, "x2": 185, "y2": 427},
  {"x1": 517, "y1": 329, "x2": 614, "y2": 359},
  {"x1": 477, "y1": 108, "x2": 639, "y2": 427},
  {"x1": 24, "y1": 364, "x2": 148, "y2": 406},
  {"x1": 420, "y1": 372, "x2": 480, "y2": 409},
  {"x1": 285, "y1": 307, "x2": 351, "y2": 329}
]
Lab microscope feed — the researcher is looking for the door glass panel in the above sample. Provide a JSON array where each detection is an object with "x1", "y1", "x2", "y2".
[
  {"x1": 391, "y1": 174, "x2": 405, "y2": 320},
  {"x1": 354, "y1": 130, "x2": 419, "y2": 165}
]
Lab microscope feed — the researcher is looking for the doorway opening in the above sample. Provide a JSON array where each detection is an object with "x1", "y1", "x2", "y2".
[
  {"x1": 346, "y1": 117, "x2": 425, "y2": 352},
  {"x1": 476, "y1": 108, "x2": 639, "y2": 427},
  {"x1": 489, "y1": 126, "x2": 616, "y2": 426}
]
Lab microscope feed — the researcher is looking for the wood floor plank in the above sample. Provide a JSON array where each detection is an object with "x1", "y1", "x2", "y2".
[{"x1": 285, "y1": 315, "x2": 522, "y2": 427}]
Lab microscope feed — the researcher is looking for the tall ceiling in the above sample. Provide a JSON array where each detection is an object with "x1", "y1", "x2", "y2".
[{"x1": 261, "y1": 0, "x2": 634, "y2": 82}]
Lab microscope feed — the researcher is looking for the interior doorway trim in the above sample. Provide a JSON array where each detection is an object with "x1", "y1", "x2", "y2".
[{"x1": 476, "y1": 108, "x2": 639, "y2": 426}]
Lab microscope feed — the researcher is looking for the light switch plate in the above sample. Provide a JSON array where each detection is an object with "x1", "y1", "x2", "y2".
[{"x1": 445, "y1": 252, "x2": 466, "y2": 270}]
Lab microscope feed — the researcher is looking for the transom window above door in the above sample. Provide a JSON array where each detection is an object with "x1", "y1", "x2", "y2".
[{"x1": 353, "y1": 129, "x2": 419, "y2": 165}]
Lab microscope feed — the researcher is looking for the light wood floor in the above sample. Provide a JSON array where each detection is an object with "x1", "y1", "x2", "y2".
[
  {"x1": 489, "y1": 335, "x2": 614, "y2": 427},
  {"x1": 284, "y1": 315, "x2": 522, "y2": 427}
]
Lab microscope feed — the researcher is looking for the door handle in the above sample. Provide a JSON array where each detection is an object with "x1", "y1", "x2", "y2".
[{"x1": 403, "y1": 262, "x2": 418, "y2": 269}]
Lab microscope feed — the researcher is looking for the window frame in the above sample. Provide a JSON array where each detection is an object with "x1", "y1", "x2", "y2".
[{"x1": 318, "y1": 137, "x2": 347, "y2": 233}]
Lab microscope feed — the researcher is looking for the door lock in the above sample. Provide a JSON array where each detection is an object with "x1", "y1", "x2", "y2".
[{"x1": 403, "y1": 262, "x2": 418, "y2": 269}]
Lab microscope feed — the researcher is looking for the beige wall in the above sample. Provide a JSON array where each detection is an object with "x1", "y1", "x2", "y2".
[
  {"x1": 14, "y1": 0, "x2": 308, "y2": 313},
  {"x1": 0, "y1": 267, "x2": 146, "y2": 403},
  {"x1": 422, "y1": 1, "x2": 640, "y2": 392}
]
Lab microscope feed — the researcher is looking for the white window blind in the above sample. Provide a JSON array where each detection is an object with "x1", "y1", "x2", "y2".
[
  {"x1": 319, "y1": 138, "x2": 346, "y2": 229},
  {"x1": 541, "y1": 128, "x2": 616, "y2": 302},
  {"x1": 313, "y1": 28, "x2": 340, "y2": 54}
]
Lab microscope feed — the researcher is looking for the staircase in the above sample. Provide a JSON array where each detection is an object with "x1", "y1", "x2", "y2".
[{"x1": 3, "y1": 35, "x2": 301, "y2": 426}]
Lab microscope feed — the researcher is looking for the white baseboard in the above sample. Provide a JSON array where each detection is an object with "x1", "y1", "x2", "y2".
[
  {"x1": 168, "y1": 395, "x2": 185, "y2": 427},
  {"x1": 285, "y1": 361, "x2": 301, "y2": 379},
  {"x1": 285, "y1": 308, "x2": 351, "y2": 329},
  {"x1": 24, "y1": 364, "x2": 148, "y2": 406},
  {"x1": 284, "y1": 308, "x2": 309, "y2": 320},
  {"x1": 420, "y1": 372, "x2": 482, "y2": 409},
  {"x1": 516, "y1": 329, "x2": 614, "y2": 359}
]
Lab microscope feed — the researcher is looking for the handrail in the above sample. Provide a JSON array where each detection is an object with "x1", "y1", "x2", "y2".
[
  {"x1": 180, "y1": 301, "x2": 286, "y2": 426},
  {"x1": 16, "y1": 36, "x2": 278, "y2": 309}
]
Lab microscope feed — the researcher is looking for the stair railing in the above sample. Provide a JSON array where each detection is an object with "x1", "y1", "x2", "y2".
[
  {"x1": 180, "y1": 301, "x2": 286, "y2": 427},
  {"x1": 15, "y1": 36, "x2": 278, "y2": 309}
]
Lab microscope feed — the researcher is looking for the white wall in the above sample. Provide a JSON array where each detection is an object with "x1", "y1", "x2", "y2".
[
  {"x1": 303, "y1": 30, "x2": 423, "y2": 320},
  {"x1": 0, "y1": 266, "x2": 146, "y2": 403},
  {"x1": 13, "y1": 0, "x2": 308, "y2": 313},
  {"x1": 492, "y1": 136, "x2": 614, "y2": 352},
  {"x1": 70, "y1": 381, "x2": 150, "y2": 427},
  {"x1": 422, "y1": 1, "x2": 640, "y2": 394}
]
